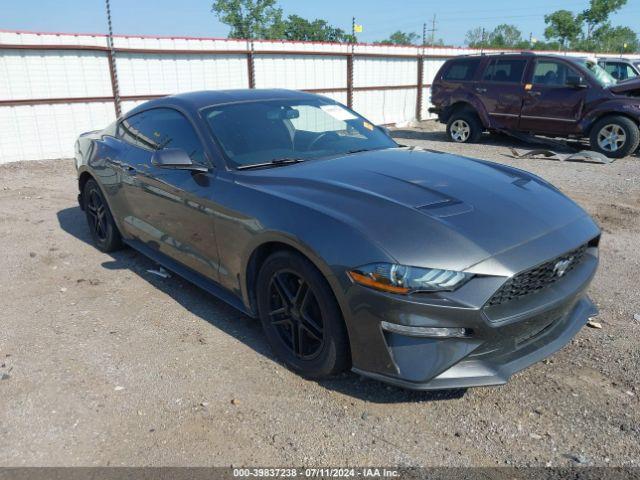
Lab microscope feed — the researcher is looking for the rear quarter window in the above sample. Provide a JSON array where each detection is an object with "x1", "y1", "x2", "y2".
[{"x1": 442, "y1": 59, "x2": 481, "y2": 82}]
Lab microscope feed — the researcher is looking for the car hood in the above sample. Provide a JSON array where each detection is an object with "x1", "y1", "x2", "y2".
[
  {"x1": 608, "y1": 77, "x2": 640, "y2": 95},
  {"x1": 239, "y1": 148, "x2": 592, "y2": 272}
]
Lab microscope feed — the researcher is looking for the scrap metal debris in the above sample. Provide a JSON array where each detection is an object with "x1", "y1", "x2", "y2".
[
  {"x1": 508, "y1": 148, "x2": 613, "y2": 164},
  {"x1": 146, "y1": 266, "x2": 171, "y2": 279}
]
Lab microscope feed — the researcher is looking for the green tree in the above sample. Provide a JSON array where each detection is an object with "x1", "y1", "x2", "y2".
[
  {"x1": 211, "y1": 0, "x2": 282, "y2": 39},
  {"x1": 530, "y1": 40, "x2": 562, "y2": 51},
  {"x1": 212, "y1": 1, "x2": 353, "y2": 42},
  {"x1": 375, "y1": 31, "x2": 420, "y2": 46},
  {"x1": 580, "y1": 0, "x2": 627, "y2": 39},
  {"x1": 490, "y1": 24, "x2": 524, "y2": 48},
  {"x1": 544, "y1": 10, "x2": 583, "y2": 48},
  {"x1": 465, "y1": 25, "x2": 527, "y2": 49},
  {"x1": 593, "y1": 24, "x2": 638, "y2": 52},
  {"x1": 276, "y1": 15, "x2": 351, "y2": 42},
  {"x1": 465, "y1": 27, "x2": 488, "y2": 48}
]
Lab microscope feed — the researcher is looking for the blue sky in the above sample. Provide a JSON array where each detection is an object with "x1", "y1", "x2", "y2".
[{"x1": 1, "y1": 0, "x2": 639, "y2": 46}]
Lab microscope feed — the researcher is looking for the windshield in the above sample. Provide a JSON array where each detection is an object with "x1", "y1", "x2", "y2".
[
  {"x1": 577, "y1": 59, "x2": 617, "y2": 87},
  {"x1": 202, "y1": 99, "x2": 397, "y2": 168}
]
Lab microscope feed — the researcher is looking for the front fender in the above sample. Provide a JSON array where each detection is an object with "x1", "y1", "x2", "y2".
[
  {"x1": 580, "y1": 100, "x2": 640, "y2": 134},
  {"x1": 210, "y1": 176, "x2": 395, "y2": 349}
]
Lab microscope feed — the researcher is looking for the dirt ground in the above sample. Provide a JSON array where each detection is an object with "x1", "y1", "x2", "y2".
[{"x1": 0, "y1": 122, "x2": 638, "y2": 467}]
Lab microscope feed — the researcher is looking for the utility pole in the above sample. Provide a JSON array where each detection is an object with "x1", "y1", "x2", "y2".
[
  {"x1": 427, "y1": 14, "x2": 437, "y2": 46},
  {"x1": 481, "y1": 28, "x2": 486, "y2": 54},
  {"x1": 422, "y1": 22, "x2": 427, "y2": 46},
  {"x1": 352, "y1": 16, "x2": 356, "y2": 45},
  {"x1": 105, "y1": 0, "x2": 121, "y2": 117}
]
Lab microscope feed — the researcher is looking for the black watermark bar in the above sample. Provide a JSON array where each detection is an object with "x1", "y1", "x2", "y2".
[{"x1": 0, "y1": 468, "x2": 639, "y2": 480}]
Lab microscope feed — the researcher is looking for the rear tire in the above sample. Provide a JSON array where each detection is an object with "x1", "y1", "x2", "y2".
[
  {"x1": 83, "y1": 179, "x2": 123, "y2": 253},
  {"x1": 589, "y1": 115, "x2": 640, "y2": 159},
  {"x1": 446, "y1": 111, "x2": 483, "y2": 144},
  {"x1": 256, "y1": 250, "x2": 350, "y2": 378}
]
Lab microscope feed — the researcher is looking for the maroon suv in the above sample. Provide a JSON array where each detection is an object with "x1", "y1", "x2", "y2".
[{"x1": 429, "y1": 52, "x2": 640, "y2": 158}]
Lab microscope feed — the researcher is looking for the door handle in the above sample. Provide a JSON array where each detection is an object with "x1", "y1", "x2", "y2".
[{"x1": 475, "y1": 87, "x2": 487, "y2": 93}]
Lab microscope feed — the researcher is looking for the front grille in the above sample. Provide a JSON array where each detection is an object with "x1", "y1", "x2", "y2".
[{"x1": 487, "y1": 244, "x2": 588, "y2": 307}]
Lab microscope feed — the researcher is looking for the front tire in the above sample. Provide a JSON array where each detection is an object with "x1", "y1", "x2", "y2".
[
  {"x1": 446, "y1": 111, "x2": 483, "y2": 143},
  {"x1": 83, "y1": 178, "x2": 123, "y2": 253},
  {"x1": 589, "y1": 115, "x2": 640, "y2": 159},
  {"x1": 256, "y1": 250, "x2": 350, "y2": 378}
]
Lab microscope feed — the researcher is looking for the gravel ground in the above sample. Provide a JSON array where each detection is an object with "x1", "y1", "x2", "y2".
[{"x1": 0, "y1": 121, "x2": 638, "y2": 467}]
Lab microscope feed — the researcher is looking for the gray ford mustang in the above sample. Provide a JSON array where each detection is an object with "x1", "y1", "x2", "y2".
[{"x1": 74, "y1": 89, "x2": 600, "y2": 390}]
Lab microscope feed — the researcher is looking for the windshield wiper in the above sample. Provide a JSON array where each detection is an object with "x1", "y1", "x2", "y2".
[
  {"x1": 236, "y1": 157, "x2": 306, "y2": 170},
  {"x1": 346, "y1": 148, "x2": 372, "y2": 155}
]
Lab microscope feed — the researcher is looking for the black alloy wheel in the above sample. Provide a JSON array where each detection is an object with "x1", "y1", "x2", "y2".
[
  {"x1": 268, "y1": 270, "x2": 325, "y2": 360},
  {"x1": 257, "y1": 250, "x2": 350, "y2": 378},
  {"x1": 86, "y1": 188, "x2": 108, "y2": 242},
  {"x1": 83, "y1": 179, "x2": 123, "y2": 253}
]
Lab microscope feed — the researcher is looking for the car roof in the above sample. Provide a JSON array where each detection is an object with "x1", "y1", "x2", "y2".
[
  {"x1": 125, "y1": 89, "x2": 323, "y2": 118},
  {"x1": 598, "y1": 57, "x2": 636, "y2": 62},
  {"x1": 448, "y1": 52, "x2": 585, "y2": 62}
]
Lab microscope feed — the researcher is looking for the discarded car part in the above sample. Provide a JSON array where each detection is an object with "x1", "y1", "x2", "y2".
[
  {"x1": 508, "y1": 148, "x2": 613, "y2": 164},
  {"x1": 498, "y1": 129, "x2": 580, "y2": 152}
]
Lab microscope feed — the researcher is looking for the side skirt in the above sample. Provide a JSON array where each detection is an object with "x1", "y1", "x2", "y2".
[{"x1": 124, "y1": 238, "x2": 255, "y2": 318}]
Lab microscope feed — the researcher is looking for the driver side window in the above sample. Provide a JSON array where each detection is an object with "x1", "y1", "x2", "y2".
[{"x1": 118, "y1": 108, "x2": 207, "y2": 166}]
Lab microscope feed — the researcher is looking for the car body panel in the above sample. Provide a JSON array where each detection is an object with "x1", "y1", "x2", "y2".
[{"x1": 75, "y1": 89, "x2": 601, "y2": 390}]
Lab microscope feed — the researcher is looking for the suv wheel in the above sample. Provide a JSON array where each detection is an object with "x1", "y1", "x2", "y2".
[
  {"x1": 256, "y1": 250, "x2": 350, "y2": 378},
  {"x1": 446, "y1": 111, "x2": 482, "y2": 144},
  {"x1": 589, "y1": 116, "x2": 640, "y2": 159}
]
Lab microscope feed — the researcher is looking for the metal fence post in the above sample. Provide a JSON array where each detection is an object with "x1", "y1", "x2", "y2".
[
  {"x1": 347, "y1": 53, "x2": 354, "y2": 108},
  {"x1": 105, "y1": 0, "x2": 121, "y2": 117},
  {"x1": 416, "y1": 55, "x2": 424, "y2": 122},
  {"x1": 247, "y1": 39, "x2": 256, "y2": 89}
]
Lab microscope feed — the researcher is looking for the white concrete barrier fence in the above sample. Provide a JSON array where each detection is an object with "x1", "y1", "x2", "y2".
[{"x1": 1, "y1": 29, "x2": 638, "y2": 163}]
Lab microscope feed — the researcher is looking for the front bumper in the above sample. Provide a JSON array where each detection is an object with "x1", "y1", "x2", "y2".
[
  {"x1": 353, "y1": 295, "x2": 596, "y2": 390},
  {"x1": 343, "y1": 221, "x2": 600, "y2": 390}
]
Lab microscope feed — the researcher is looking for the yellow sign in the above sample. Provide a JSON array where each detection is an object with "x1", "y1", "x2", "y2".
[{"x1": 354, "y1": 24, "x2": 363, "y2": 33}]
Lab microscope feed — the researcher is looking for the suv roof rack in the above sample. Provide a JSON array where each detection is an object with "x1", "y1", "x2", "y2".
[{"x1": 454, "y1": 51, "x2": 537, "y2": 59}]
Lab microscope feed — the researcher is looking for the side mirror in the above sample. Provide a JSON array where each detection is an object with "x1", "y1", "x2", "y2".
[
  {"x1": 566, "y1": 76, "x2": 587, "y2": 89},
  {"x1": 151, "y1": 148, "x2": 208, "y2": 172}
]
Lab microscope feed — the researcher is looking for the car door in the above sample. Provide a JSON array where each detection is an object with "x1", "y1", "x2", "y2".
[
  {"x1": 602, "y1": 61, "x2": 638, "y2": 81},
  {"x1": 519, "y1": 59, "x2": 589, "y2": 135},
  {"x1": 116, "y1": 107, "x2": 221, "y2": 281},
  {"x1": 475, "y1": 57, "x2": 528, "y2": 130}
]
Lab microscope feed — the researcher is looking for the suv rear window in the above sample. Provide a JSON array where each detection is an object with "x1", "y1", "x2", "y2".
[
  {"x1": 442, "y1": 59, "x2": 481, "y2": 81},
  {"x1": 482, "y1": 59, "x2": 527, "y2": 83}
]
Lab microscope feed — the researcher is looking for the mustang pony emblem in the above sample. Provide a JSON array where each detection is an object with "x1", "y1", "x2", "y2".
[{"x1": 553, "y1": 258, "x2": 573, "y2": 278}]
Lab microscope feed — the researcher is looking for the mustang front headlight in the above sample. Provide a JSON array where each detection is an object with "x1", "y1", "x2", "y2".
[{"x1": 347, "y1": 263, "x2": 472, "y2": 294}]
